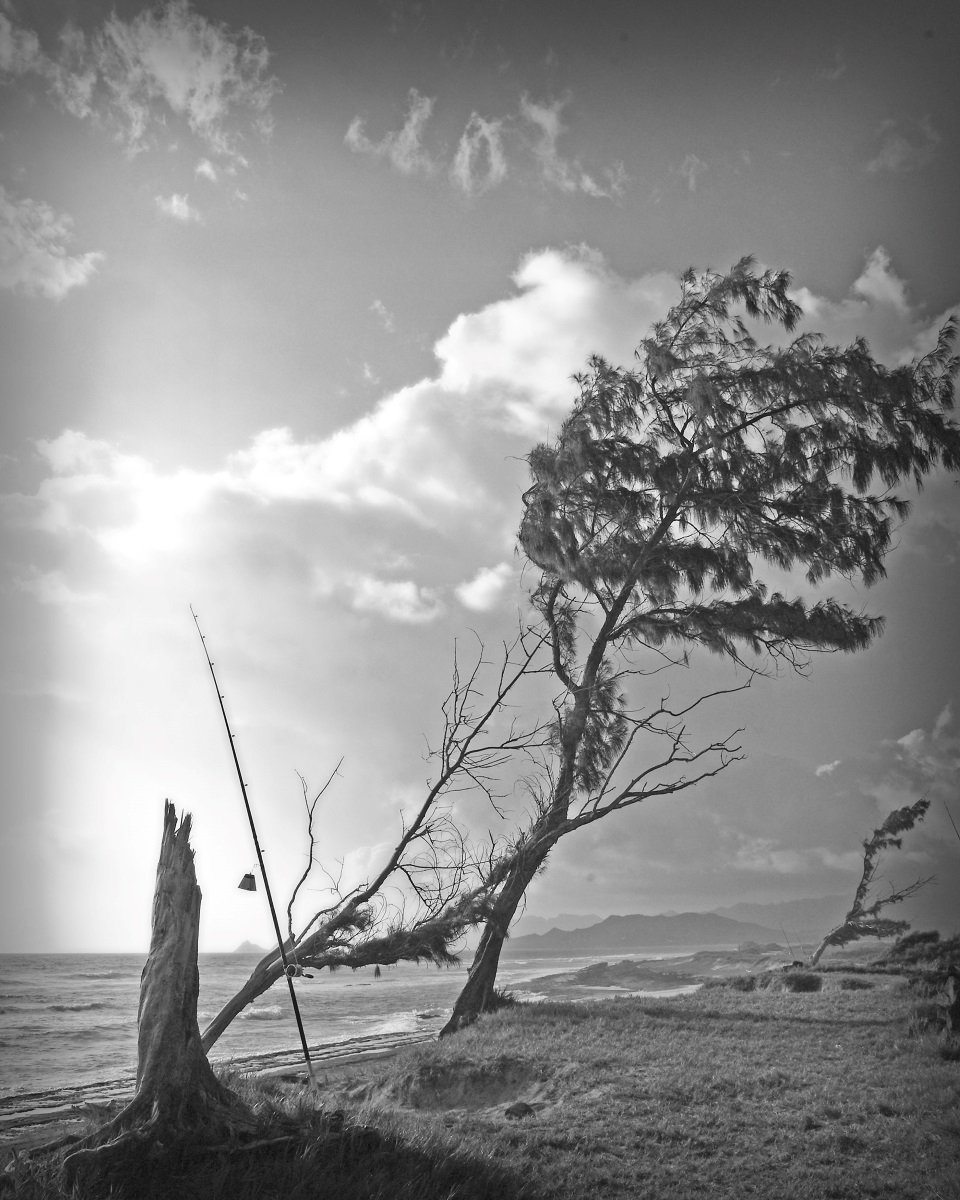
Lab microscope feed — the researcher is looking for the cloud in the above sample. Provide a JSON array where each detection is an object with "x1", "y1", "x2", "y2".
[
  {"x1": 0, "y1": 10, "x2": 44, "y2": 75},
  {"x1": 155, "y1": 192, "x2": 201, "y2": 221},
  {"x1": 315, "y1": 572, "x2": 444, "y2": 624},
  {"x1": 455, "y1": 563, "x2": 513, "y2": 611},
  {"x1": 12, "y1": 569, "x2": 99, "y2": 608},
  {"x1": 815, "y1": 760, "x2": 841, "y2": 777},
  {"x1": 2, "y1": 1, "x2": 278, "y2": 163},
  {"x1": 450, "y1": 113, "x2": 507, "y2": 195},
  {"x1": 345, "y1": 90, "x2": 625, "y2": 199},
  {"x1": 790, "y1": 245, "x2": 957, "y2": 366},
  {"x1": 932, "y1": 702, "x2": 953, "y2": 740},
  {"x1": 345, "y1": 88, "x2": 438, "y2": 176},
  {"x1": 676, "y1": 153, "x2": 708, "y2": 192},
  {"x1": 370, "y1": 298, "x2": 396, "y2": 333},
  {"x1": 435, "y1": 245, "x2": 676, "y2": 433},
  {"x1": 26, "y1": 430, "x2": 215, "y2": 561},
  {"x1": 223, "y1": 404, "x2": 484, "y2": 525},
  {"x1": 519, "y1": 94, "x2": 626, "y2": 198},
  {"x1": 732, "y1": 837, "x2": 862, "y2": 875},
  {"x1": 850, "y1": 246, "x2": 909, "y2": 311},
  {"x1": 866, "y1": 116, "x2": 940, "y2": 174},
  {"x1": 0, "y1": 185, "x2": 103, "y2": 299},
  {"x1": 16, "y1": 245, "x2": 957, "y2": 579},
  {"x1": 195, "y1": 158, "x2": 217, "y2": 181}
]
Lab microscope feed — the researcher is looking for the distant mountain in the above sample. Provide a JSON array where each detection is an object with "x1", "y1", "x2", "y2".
[
  {"x1": 508, "y1": 911, "x2": 785, "y2": 951},
  {"x1": 710, "y1": 896, "x2": 848, "y2": 942},
  {"x1": 233, "y1": 940, "x2": 267, "y2": 955},
  {"x1": 511, "y1": 912, "x2": 603, "y2": 937}
]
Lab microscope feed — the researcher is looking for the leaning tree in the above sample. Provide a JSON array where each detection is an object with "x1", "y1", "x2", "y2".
[{"x1": 441, "y1": 257, "x2": 960, "y2": 1034}]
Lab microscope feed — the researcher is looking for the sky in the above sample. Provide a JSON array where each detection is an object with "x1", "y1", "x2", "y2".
[{"x1": 1, "y1": 0, "x2": 958, "y2": 954}]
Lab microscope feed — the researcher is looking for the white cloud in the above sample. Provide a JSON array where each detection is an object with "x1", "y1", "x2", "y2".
[
  {"x1": 851, "y1": 246, "x2": 909, "y2": 312},
  {"x1": 455, "y1": 563, "x2": 513, "y2": 611},
  {"x1": 815, "y1": 760, "x2": 841, "y2": 777},
  {"x1": 790, "y1": 245, "x2": 957, "y2": 366},
  {"x1": 3, "y1": 1, "x2": 278, "y2": 163},
  {"x1": 27, "y1": 431, "x2": 215, "y2": 562},
  {"x1": 314, "y1": 571, "x2": 443, "y2": 624},
  {"x1": 195, "y1": 157, "x2": 218, "y2": 181},
  {"x1": 345, "y1": 88, "x2": 438, "y2": 176},
  {"x1": 451, "y1": 113, "x2": 507, "y2": 195},
  {"x1": 17, "y1": 246, "x2": 957, "y2": 586},
  {"x1": 866, "y1": 116, "x2": 940, "y2": 174},
  {"x1": 0, "y1": 185, "x2": 103, "y2": 299},
  {"x1": 676, "y1": 153, "x2": 708, "y2": 192},
  {"x1": 370, "y1": 298, "x2": 396, "y2": 333},
  {"x1": 519, "y1": 94, "x2": 626, "y2": 199},
  {"x1": 435, "y1": 246, "x2": 675, "y2": 433},
  {"x1": 223, "y1": 403, "x2": 483, "y2": 525},
  {"x1": 345, "y1": 90, "x2": 624, "y2": 199},
  {"x1": 155, "y1": 192, "x2": 201, "y2": 221}
]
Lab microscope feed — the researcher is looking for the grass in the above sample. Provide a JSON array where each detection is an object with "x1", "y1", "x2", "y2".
[{"x1": 3, "y1": 968, "x2": 958, "y2": 1199}]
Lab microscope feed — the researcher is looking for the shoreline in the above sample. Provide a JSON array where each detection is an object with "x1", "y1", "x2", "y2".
[
  {"x1": 0, "y1": 1029, "x2": 435, "y2": 1156},
  {"x1": 0, "y1": 946, "x2": 809, "y2": 1157}
]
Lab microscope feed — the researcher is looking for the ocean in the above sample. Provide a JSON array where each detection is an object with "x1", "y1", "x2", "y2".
[{"x1": 0, "y1": 947, "x2": 697, "y2": 1104}]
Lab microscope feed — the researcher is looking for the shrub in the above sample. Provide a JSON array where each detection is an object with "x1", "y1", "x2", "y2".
[
  {"x1": 486, "y1": 987, "x2": 518, "y2": 1012},
  {"x1": 783, "y1": 972, "x2": 822, "y2": 993},
  {"x1": 840, "y1": 977, "x2": 875, "y2": 991}
]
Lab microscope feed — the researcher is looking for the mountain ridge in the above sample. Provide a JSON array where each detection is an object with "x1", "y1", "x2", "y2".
[{"x1": 507, "y1": 910, "x2": 790, "y2": 951}]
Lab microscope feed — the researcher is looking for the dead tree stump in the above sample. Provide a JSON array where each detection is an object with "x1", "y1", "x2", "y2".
[{"x1": 61, "y1": 801, "x2": 256, "y2": 1191}]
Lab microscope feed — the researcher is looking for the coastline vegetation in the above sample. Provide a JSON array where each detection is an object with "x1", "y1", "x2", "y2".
[{"x1": 5, "y1": 948, "x2": 957, "y2": 1200}]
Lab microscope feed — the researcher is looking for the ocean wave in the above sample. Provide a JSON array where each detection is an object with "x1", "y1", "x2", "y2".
[
  {"x1": 367, "y1": 1009, "x2": 445, "y2": 1036},
  {"x1": 67, "y1": 972, "x2": 128, "y2": 980},
  {"x1": 240, "y1": 1006, "x2": 285, "y2": 1021},
  {"x1": 48, "y1": 1002, "x2": 110, "y2": 1012}
]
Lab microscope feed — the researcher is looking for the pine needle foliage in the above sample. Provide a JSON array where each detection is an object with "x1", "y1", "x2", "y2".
[{"x1": 521, "y1": 258, "x2": 960, "y2": 665}]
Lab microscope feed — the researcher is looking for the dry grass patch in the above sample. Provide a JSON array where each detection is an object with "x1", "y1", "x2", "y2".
[{"x1": 352, "y1": 982, "x2": 959, "y2": 1199}]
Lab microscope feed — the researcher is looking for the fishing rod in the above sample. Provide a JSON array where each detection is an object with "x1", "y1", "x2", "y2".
[{"x1": 190, "y1": 606, "x2": 316, "y2": 1088}]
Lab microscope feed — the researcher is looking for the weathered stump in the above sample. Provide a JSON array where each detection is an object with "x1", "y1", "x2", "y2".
[{"x1": 60, "y1": 801, "x2": 257, "y2": 1192}]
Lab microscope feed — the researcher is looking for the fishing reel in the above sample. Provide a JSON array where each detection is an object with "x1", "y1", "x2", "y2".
[{"x1": 285, "y1": 963, "x2": 313, "y2": 979}]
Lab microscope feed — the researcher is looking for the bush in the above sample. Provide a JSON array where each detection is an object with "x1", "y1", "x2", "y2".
[
  {"x1": 486, "y1": 987, "x2": 518, "y2": 1012},
  {"x1": 783, "y1": 972, "x2": 822, "y2": 993},
  {"x1": 840, "y1": 977, "x2": 875, "y2": 991}
]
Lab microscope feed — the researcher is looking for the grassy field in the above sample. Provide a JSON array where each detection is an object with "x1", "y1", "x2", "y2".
[{"x1": 4, "y1": 964, "x2": 958, "y2": 1199}]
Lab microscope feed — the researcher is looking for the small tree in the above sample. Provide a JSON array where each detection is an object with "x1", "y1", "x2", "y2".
[
  {"x1": 442, "y1": 258, "x2": 960, "y2": 1034},
  {"x1": 809, "y1": 798, "x2": 931, "y2": 966}
]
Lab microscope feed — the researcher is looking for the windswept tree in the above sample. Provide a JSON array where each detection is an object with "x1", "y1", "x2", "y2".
[
  {"x1": 441, "y1": 257, "x2": 960, "y2": 1034},
  {"x1": 809, "y1": 798, "x2": 931, "y2": 966}
]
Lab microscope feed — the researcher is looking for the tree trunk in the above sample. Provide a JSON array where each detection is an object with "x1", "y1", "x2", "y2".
[
  {"x1": 61, "y1": 802, "x2": 255, "y2": 1191},
  {"x1": 440, "y1": 843, "x2": 549, "y2": 1037}
]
